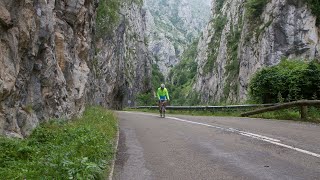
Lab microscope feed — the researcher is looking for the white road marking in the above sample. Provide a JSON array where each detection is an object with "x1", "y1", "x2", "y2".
[
  {"x1": 123, "y1": 111, "x2": 320, "y2": 158},
  {"x1": 238, "y1": 132, "x2": 281, "y2": 142},
  {"x1": 167, "y1": 117, "x2": 281, "y2": 142}
]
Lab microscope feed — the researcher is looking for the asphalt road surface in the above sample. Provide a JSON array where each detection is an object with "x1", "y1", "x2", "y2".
[{"x1": 113, "y1": 111, "x2": 320, "y2": 180}]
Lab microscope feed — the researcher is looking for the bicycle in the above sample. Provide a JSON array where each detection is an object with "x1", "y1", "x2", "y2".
[{"x1": 160, "y1": 100, "x2": 166, "y2": 118}]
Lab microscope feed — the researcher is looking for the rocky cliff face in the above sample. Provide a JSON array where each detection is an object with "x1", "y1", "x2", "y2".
[
  {"x1": 0, "y1": 0, "x2": 98, "y2": 138},
  {"x1": 87, "y1": 0, "x2": 152, "y2": 109},
  {"x1": 145, "y1": 0, "x2": 211, "y2": 76},
  {"x1": 0, "y1": 0, "x2": 151, "y2": 137},
  {"x1": 194, "y1": 0, "x2": 319, "y2": 104}
]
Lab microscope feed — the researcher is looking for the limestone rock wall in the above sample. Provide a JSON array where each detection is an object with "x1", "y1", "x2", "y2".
[
  {"x1": 194, "y1": 0, "x2": 319, "y2": 104},
  {"x1": 0, "y1": 0, "x2": 99, "y2": 137},
  {"x1": 87, "y1": 1, "x2": 152, "y2": 109},
  {"x1": 145, "y1": 0, "x2": 211, "y2": 77}
]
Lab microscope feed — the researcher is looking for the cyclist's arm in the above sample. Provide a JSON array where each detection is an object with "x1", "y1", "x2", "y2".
[{"x1": 166, "y1": 89, "x2": 170, "y2": 100}]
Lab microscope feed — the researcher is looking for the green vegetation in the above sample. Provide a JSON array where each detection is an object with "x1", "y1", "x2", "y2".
[
  {"x1": 170, "y1": 3, "x2": 184, "y2": 30},
  {"x1": 306, "y1": 0, "x2": 320, "y2": 26},
  {"x1": 255, "y1": 19, "x2": 273, "y2": 38},
  {"x1": 133, "y1": 0, "x2": 144, "y2": 6},
  {"x1": 169, "y1": 40, "x2": 198, "y2": 87},
  {"x1": 168, "y1": 39, "x2": 200, "y2": 105},
  {"x1": 244, "y1": 0, "x2": 271, "y2": 42},
  {"x1": 126, "y1": 108, "x2": 242, "y2": 117},
  {"x1": 0, "y1": 107, "x2": 118, "y2": 179},
  {"x1": 155, "y1": 19, "x2": 174, "y2": 33},
  {"x1": 96, "y1": 0, "x2": 146, "y2": 39},
  {"x1": 249, "y1": 60, "x2": 320, "y2": 103},
  {"x1": 215, "y1": 0, "x2": 225, "y2": 12},
  {"x1": 223, "y1": 25, "x2": 241, "y2": 101},
  {"x1": 96, "y1": 0, "x2": 121, "y2": 39},
  {"x1": 251, "y1": 107, "x2": 320, "y2": 123},
  {"x1": 150, "y1": 13, "x2": 198, "y2": 104},
  {"x1": 136, "y1": 92, "x2": 157, "y2": 106},
  {"x1": 213, "y1": 15, "x2": 227, "y2": 36},
  {"x1": 22, "y1": 104, "x2": 34, "y2": 114},
  {"x1": 134, "y1": 63, "x2": 165, "y2": 106},
  {"x1": 92, "y1": 57, "x2": 102, "y2": 78},
  {"x1": 245, "y1": 0, "x2": 269, "y2": 21},
  {"x1": 204, "y1": 15, "x2": 227, "y2": 74},
  {"x1": 151, "y1": 63, "x2": 165, "y2": 89}
]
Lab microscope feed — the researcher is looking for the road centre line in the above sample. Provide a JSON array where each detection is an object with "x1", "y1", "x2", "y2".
[{"x1": 123, "y1": 111, "x2": 320, "y2": 158}]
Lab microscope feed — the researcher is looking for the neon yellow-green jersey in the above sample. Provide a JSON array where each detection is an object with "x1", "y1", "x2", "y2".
[{"x1": 157, "y1": 87, "x2": 170, "y2": 101}]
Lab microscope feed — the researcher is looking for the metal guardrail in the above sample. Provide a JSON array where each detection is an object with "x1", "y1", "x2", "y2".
[
  {"x1": 132, "y1": 100, "x2": 320, "y2": 120},
  {"x1": 133, "y1": 104, "x2": 276, "y2": 110}
]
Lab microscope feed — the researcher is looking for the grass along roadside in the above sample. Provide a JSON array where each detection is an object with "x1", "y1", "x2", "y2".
[
  {"x1": 251, "y1": 107, "x2": 320, "y2": 123},
  {"x1": 125, "y1": 107, "x2": 320, "y2": 123},
  {"x1": 125, "y1": 108, "x2": 245, "y2": 117},
  {"x1": 0, "y1": 106, "x2": 118, "y2": 179}
]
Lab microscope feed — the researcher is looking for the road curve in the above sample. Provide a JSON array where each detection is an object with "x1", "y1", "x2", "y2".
[{"x1": 113, "y1": 111, "x2": 320, "y2": 180}]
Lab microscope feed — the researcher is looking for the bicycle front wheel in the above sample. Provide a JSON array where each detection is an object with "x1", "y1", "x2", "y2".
[{"x1": 161, "y1": 106, "x2": 165, "y2": 118}]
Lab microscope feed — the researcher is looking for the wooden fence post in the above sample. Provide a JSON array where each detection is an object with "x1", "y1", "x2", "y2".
[{"x1": 300, "y1": 105, "x2": 308, "y2": 120}]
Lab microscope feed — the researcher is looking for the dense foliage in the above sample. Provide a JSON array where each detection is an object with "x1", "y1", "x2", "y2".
[
  {"x1": 136, "y1": 92, "x2": 156, "y2": 106},
  {"x1": 147, "y1": 40, "x2": 200, "y2": 106},
  {"x1": 204, "y1": 15, "x2": 227, "y2": 74},
  {"x1": 215, "y1": 0, "x2": 225, "y2": 12},
  {"x1": 168, "y1": 40, "x2": 201, "y2": 105},
  {"x1": 0, "y1": 107, "x2": 118, "y2": 179},
  {"x1": 306, "y1": 0, "x2": 320, "y2": 26},
  {"x1": 249, "y1": 60, "x2": 320, "y2": 103},
  {"x1": 245, "y1": 0, "x2": 268, "y2": 21},
  {"x1": 96, "y1": 0, "x2": 121, "y2": 39},
  {"x1": 134, "y1": 63, "x2": 164, "y2": 106},
  {"x1": 223, "y1": 26, "x2": 241, "y2": 101},
  {"x1": 151, "y1": 63, "x2": 165, "y2": 89},
  {"x1": 96, "y1": 0, "x2": 146, "y2": 39}
]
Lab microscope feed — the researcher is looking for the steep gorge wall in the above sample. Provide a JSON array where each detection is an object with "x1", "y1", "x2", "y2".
[
  {"x1": 0, "y1": 0, "x2": 98, "y2": 138},
  {"x1": 0, "y1": 0, "x2": 151, "y2": 137},
  {"x1": 194, "y1": 0, "x2": 320, "y2": 104},
  {"x1": 145, "y1": 0, "x2": 211, "y2": 77},
  {"x1": 87, "y1": 0, "x2": 152, "y2": 109}
]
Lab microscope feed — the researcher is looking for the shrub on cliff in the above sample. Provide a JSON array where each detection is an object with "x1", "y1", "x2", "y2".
[
  {"x1": 306, "y1": 0, "x2": 320, "y2": 26},
  {"x1": 96, "y1": 0, "x2": 120, "y2": 39},
  {"x1": 245, "y1": 0, "x2": 269, "y2": 21},
  {"x1": 249, "y1": 60, "x2": 320, "y2": 103}
]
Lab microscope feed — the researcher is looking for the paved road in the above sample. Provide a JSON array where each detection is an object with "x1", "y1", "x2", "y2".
[{"x1": 113, "y1": 111, "x2": 320, "y2": 180}]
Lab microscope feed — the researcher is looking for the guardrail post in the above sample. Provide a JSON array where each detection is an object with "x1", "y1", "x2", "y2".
[{"x1": 300, "y1": 105, "x2": 308, "y2": 120}]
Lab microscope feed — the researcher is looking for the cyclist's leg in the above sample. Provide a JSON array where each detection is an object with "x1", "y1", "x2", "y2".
[
  {"x1": 159, "y1": 96, "x2": 165, "y2": 112},
  {"x1": 163, "y1": 100, "x2": 166, "y2": 117},
  {"x1": 161, "y1": 101, "x2": 165, "y2": 117}
]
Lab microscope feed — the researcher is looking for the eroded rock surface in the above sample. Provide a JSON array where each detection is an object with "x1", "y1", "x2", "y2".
[
  {"x1": 0, "y1": 0, "x2": 99, "y2": 137},
  {"x1": 194, "y1": 0, "x2": 319, "y2": 103}
]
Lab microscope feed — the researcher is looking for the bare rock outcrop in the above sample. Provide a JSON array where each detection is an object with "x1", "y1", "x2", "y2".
[
  {"x1": 194, "y1": 0, "x2": 319, "y2": 104},
  {"x1": 86, "y1": 1, "x2": 152, "y2": 109},
  {"x1": 0, "y1": 0, "x2": 98, "y2": 137}
]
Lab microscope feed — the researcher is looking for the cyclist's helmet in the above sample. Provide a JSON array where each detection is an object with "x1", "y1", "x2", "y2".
[{"x1": 160, "y1": 84, "x2": 165, "y2": 89}]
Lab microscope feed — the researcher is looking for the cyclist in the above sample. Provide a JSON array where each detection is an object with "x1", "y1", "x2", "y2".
[{"x1": 157, "y1": 84, "x2": 170, "y2": 113}]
